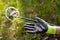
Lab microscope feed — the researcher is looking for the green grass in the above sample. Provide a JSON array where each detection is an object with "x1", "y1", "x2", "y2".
[{"x1": 0, "y1": 0, "x2": 60, "y2": 40}]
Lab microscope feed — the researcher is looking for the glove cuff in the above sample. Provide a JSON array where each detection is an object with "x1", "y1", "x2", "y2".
[{"x1": 46, "y1": 25, "x2": 56, "y2": 34}]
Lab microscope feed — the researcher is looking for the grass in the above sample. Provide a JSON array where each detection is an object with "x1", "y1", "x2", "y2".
[{"x1": 0, "y1": 0, "x2": 60, "y2": 40}]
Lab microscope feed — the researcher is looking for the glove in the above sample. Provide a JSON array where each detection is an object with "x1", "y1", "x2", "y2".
[
  {"x1": 24, "y1": 23, "x2": 48, "y2": 34},
  {"x1": 24, "y1": 17, "x2": 56, "y2": 34}
]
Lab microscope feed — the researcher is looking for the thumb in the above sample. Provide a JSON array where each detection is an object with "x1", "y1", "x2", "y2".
[{"x1": 35, "y1": 17, "x2": 49, "y2": 25}]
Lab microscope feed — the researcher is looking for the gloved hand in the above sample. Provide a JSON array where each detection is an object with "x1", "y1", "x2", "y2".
[{"x1": 24, "y1": 17, "x2": 56, "y2": 34}]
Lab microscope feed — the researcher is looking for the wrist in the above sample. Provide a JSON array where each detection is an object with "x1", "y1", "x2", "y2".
[{"x1": 46, "y1": 25, "x2": 56, "y2": 34}]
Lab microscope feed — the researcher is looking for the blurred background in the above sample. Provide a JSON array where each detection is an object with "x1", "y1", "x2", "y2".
[{"x1": 0, "y1": 0, "x2": 60, "y2": 40}]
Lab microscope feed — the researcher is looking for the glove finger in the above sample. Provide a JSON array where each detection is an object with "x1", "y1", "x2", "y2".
[
  {"x1": 24, "y1": 26, "x2": 35, "y2": 28},
  {"x1": 24, "y1": 25, "x2": 35, "y2": 28},
  {"x1": 24, "y1": 27, "x2": 34, "y2": 30},
  {"x1": 24, "y1": 23, "x2": 35, "y2": 28},
  {"x1": 25, "y1": 23, "x2": 35, "y2": 26},
  {"x1": 35, "y1": 17, "x2": 48, "y2": 25},
  {"x1": 25, "y1": 30, "x2": 36, "y2": 33}
]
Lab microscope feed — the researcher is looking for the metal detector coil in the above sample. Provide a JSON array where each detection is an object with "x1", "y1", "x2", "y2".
[{"x1": 5, "y1": 7, "x2": 19, "y2": 22}]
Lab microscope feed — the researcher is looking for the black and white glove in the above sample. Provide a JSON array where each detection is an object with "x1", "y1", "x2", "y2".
[{"x1": 24, "y1": 17, "x2": 56, "y2": 34}]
